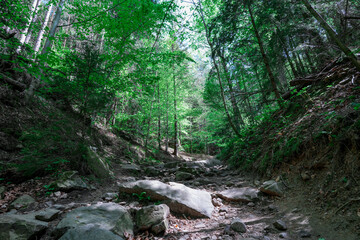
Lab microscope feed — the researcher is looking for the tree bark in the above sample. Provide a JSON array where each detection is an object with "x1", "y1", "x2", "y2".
[
  {"x1": 248, "y1": 5, "x2": 281, "y2": 100},
  {"x1": 173, "y1": 45, "x2": 178, "y2": 156},
  {"x1": 301, "y1": 0, "x2": 360, "y2": 71},
  {"x1": 41, "y1": 0, "x2": 66, "y2": 55},
  {"x1": 17, "y1": 0, "x2": 40, "y2": 53},
  {"x1": 218, "y1": 49, "x2": 245, "y2": 127},
  {"x1": 34, "y1": 3, "x2": 53, "y2": 53}
]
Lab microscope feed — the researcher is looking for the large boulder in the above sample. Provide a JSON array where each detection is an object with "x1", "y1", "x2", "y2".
[
  {"x1": 0, "y1": 213, "x2": 48, "y2": 240},
  {"x1": 51, "y1": 171, "x2": 90, "y2": 192},
  {"x1": 55, "y1": 202, "x2": 133, "y2": 238},
  {"x1": 136, "y1": 204, "x2": 170, "y2": 234},
  {"x1": 59, "y1": 225, "x2": 124, "y2": 240},
  {"x1": 86, "y1": 148, "x2": 114, "y2": 178},
  {"x1": 118, "y1": 180, "x2": 214, "y2": 218},
  {"x1": 217, "y1": 187, "x2": 260, "y2": 202},
  {"x1": 260, "y1": 180, "x2": 284, "y2": 197}
]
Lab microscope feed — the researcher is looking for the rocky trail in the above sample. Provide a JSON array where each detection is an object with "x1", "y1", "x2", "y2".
[{"x1": 0, "y1": 152, "x2": 357, "y2": 240}]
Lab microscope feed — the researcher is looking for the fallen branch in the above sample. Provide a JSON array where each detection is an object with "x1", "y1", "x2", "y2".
[
  {"x1": 0, "y1": 73, "x2": 26, "y2": 91},
  {"x1": 335, "y1": 198, "x2": 360, "y2": 214}
]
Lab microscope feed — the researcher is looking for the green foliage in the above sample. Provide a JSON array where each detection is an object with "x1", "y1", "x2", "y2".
[
  {"x1": 43, "y1": 184, "x2": 55, "y2": 196},
  {"x1": 132, "y1": 192, "x2": 151, "y2": 202}
]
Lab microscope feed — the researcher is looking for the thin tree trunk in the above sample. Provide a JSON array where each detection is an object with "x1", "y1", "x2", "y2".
[
  {"x1": 218, "y1": 49, "x2": 244, "y2": 127},
  {"x1": 34, "y1": 3, "x2": 53, "y2": 53},
  {"x1": 157, "y1": 75, "x2": 161, "y2": 151},
  {"x1": 173, "y1": 46, "x2": 178, "y2": 156},
  {"x1": 248, "y1": 4, "x2": 281, "y2": 100},
  {"x1": 41, "y1": 0, "x2": 66, "y2": 55},
  {"x1": 62, "y1": 15, "x2": 71, "y2": 48},
  {"x1": 193, "y1": 0, "x2": 242, "y2": 138},
  {"x1": 165, "y1": 76, "x2": 169, "y2": 152},
  {"x1": 284, "y1": 46, "x2": 298, "y2": 78},
  {"x1": 301, "y1": 0, "x2": 360, "y2": 71},
  {"x1": 17, "y1": 0, "x2": 40, "y2": 53}
]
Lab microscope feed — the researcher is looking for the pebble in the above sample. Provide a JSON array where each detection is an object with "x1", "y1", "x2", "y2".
[
  {"x1": 230, "y1": 218, "x2": 247, "y2": 233},
  {"x1": 298, "y1": 230, "x2": 311, "y2": 238},
  {"x1": 248, "y1": 202, "x2": 255, "y2": 207},
  {"x1": 279, "y1": 232, "x2": 289, "y2": 238},
  {"x1": 273, "y1": 219, "x2": 287, "y2": 230}
]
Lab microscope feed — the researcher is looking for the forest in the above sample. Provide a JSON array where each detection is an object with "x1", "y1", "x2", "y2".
[{"x1": 0, "y1": 0, "x2": 360, "y2": 239}]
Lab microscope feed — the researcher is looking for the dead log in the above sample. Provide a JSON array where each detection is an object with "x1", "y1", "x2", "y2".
[{"x1": 0, "y1": 73, "x2": 26, "y2": 91}]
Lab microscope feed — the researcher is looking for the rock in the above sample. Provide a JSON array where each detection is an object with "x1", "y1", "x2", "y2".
[
  {"x1": 151, "y1": 220, "x2": 168, "y2": 234},
  {"x1": 51, "y1": 171, "x2": 90, "y2": 192},
  {"x1": 175, "y1": 171, "x2": 194, "y2": 181},
  {"x1": 118, "y1": 180, "x2": 214, "y2": 218},
  {"x1": 279, "y1": 232, "x2": 289, "y2": 238},
  {"x1": 0, "y1": 186, "x2": 6, "y2": 199},
  {"x1": 217, "y1": 187, "x2": 260, "y2": 202},
  {"x1": 260, "y1": 180, "x2": 283, "y2": 197},
  {"x1": 298, "y1": 230, "x2": 311, "y2": 238},
  {"x1": 59, "y1": 225, "x2": 124, "y2": 240},
  {"x1": 212, "y1": 197, "x2": 222, "y2": 207},
  {"x1": 144, "y1": 166, "x2": 159, "y2": 176},
  {"x1": 10, "y1": 194, "x2": 35, "y2": 209},
  {"x1": 86, "y1": 148, "x2": 114, "y2": 178},
  {"x1": 0, "y1": 213, "x2": 48, "y2": 240},
  {"x1": 35, "y1": 208, "x2": 61, "y2": 222},
  {"x1": 102, "y1": 193, "x2": 118, "y2": 201},
  {"x1": 55, "y1": 202, "x2": 133, "y2": 238},
  {"x1": 273, "y1": 220, "x2": 287, "y2": 231},
  {"x1": 247, "y1": 202, "x2": 255, "y2": 207},
  {"x1": 120, "y1": 164, "x2": 141, "y2": 175},
  {"x1": 230, "y1": 218, "x2": 247, "y2": 233},
  {"x1": 263, "y1": 237, "x2": 271, "y2": 240},
  {"x1": 136, "y1": 204, "x2": 170, "y2": 233},
  {"x1": 301, "y1": 172, "x2": 310, "y2": 181}
]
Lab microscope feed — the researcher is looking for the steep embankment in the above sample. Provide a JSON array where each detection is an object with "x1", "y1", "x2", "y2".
[{"x1": 221, "y1": 57, "x2": 360, "y2": 238}]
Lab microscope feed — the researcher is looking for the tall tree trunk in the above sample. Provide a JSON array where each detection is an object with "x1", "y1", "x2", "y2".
[
  {"x1": 248, "y1": 5, "x2": 281, "y2": 100},
  {"x1": 284, "y1": 46, "x2": 298, "y2": 78},
  {"x1": 173, "y1": 47, "x2": 178, "y2": 156},
  {"x1": 17, "y1": 0, "x2": 40, "y2": 53},
  {"x1": 34, "y1": 3, "x2": 53, "y2": 53},
  {"x1": 193, "y1": 0, "x2": 242, "y2": 138},
  {"x1": 301, "y1": 0, "x2": 360, "y2": 71},
  {"x1": 157, "y1": 75, "x2": 161, "y2": 151},
  {"x1": 62, "y1": 15, "x2": 71, "y2": 48},
  {"x1": 218, "y1": 49, "x2": 245, "y2": 127},
  {"x1": 165, "y1": 75, "x2": 169, "y2": 152},
  {"x1": 41, "y1": 0, "x2": 66, "y2": 55}
]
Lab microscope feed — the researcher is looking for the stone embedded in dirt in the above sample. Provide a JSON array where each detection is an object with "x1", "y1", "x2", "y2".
[
  {"x1": 217, "y1": 187, "x2": 260, "y2": 202},
  {"x1": 0, "y1": 186, "x2": 6, "y2": 199},
  {"x1": 273, "y1": 220, "x2": 287, "y2": 231},
  {"x1": 260, "y1": 180, "x2": 283, "y2": 197},
  {"x1": 175, "y1": 171, "x2": 195, "y2": 181},
  {"x1": 118, "y1": 180, "x2": 214, "y2": 218},
  {"x1": 230, "y1": 218, "x2": 247, "y2": 233},
  {"x1": 120, "y1": 164, "x2": 141, "y2": 174},
  {"x1": 10, "y1": 194, "x2": 35, "y2": 209},
  {"x1": 86, "y1": 148, "x2": 114, "y2": 178},
  {"x1": 102, "y1": 192, "x2": 118, "y2": 201},
  {"x1": 301, "y1": 172, "x2": 311, "y2": 181},
  {"x1": 51, "y1": 171, "x2": 90, "y2": 192},
  {"x1": 59, "y1": 225, "x2": 124, "y2": 240},
  {"x1": 35, "y1": 208, "x2": 61, "y2": 222},
  {"x1": 247, "y1": 202, "x2": 255, "y2": 207},
  {"x1": 279, "y1": 232, "x2": 289, "y2": 238},
  {"x1": 55, "y1": 202, "x2": 133, "y2": 238},
  {"x1": 212, "y1": 197, "x2": 223, "y2": 207},
  {"x1": 298, "y1": 229, "x2": 311, "y2": 238},
  {"x1": 151, "y1": 220, "x2": 169, "y2": 234},
  {"x1": 0, "y1": 212, "x2": 48, "y2": 240},
  {"x1": 135, "y1": 204, "x2": 170, "y2": 233}
]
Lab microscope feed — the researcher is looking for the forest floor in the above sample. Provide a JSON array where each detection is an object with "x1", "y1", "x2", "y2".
[{"x1": 1, "y1": 145, "x2": 359, "y2": 240}]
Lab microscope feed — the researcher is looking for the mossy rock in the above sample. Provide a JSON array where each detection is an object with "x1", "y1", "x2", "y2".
[{"x1": 85, "y1": 148, "x2": 114, "y2": 179}]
